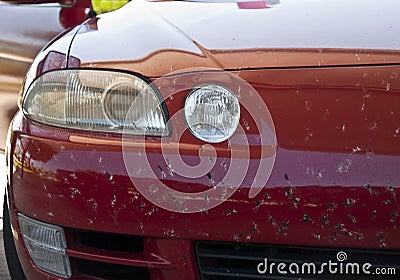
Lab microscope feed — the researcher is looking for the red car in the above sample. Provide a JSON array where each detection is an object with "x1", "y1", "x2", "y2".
[{"x1": 3, "y1": 0, "x2": 400, "y2": 279}]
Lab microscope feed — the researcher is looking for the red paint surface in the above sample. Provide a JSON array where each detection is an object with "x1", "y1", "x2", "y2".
[{"x1": 5, "y1": 0, "x2": 400, "y2": 279}]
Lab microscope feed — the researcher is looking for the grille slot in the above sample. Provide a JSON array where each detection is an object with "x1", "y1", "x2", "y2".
[
  {"x1": 196, "y1": 242, "x2": 400, "y2": 280},
  {"x1": 75, "y1": 229, "x2": 144, "y2": 253}
]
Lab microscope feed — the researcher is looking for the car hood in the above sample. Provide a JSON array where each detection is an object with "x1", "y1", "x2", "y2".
[{"x1": 69, "y1": 0, "x2": 400, "y2": 76}]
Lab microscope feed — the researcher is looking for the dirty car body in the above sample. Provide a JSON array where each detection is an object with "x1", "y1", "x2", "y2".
[{"x1": 4, "y1": 0, "x2": 400, "y2": 279}]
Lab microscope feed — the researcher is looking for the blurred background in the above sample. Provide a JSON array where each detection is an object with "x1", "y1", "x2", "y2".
[{"x1": 93, "y1": 0, "x2": 128, "y2": 14}]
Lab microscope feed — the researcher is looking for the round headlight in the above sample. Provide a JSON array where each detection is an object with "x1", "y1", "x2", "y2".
[
  {"x1": 102, "y1": 80, "x2": 142, "y2": 127},
  {"x1": 184, "y1": 84, "x2": 240, "y2": 143}
]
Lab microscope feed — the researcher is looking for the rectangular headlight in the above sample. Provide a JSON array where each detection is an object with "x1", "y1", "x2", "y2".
[
  {"x1": 22, "y1": 69, "x2": 169, "y2": 136},
  {"x1": 18, "y1": 214, "x2": 71, "y2": 278}
]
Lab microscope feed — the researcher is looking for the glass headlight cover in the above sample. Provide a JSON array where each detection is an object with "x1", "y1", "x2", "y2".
[
  {"x1": 23, "y1": 69, "x2": 169, "y2": 136},
  {"x1": 184, "y1": 84, "x2": 240, "y2": 143}
]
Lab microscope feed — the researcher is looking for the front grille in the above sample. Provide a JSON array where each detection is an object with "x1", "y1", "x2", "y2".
[{"x1": 196, "y1": 242, "x2": 400, "y2": 280}]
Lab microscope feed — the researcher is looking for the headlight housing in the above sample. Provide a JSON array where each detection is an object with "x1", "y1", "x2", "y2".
[
  {"x1": 184, "y1": 84, "x2": 240, "y2": 143},
  {"x1": 23, "y1": 69, "x2": 169, "y2": 136}
]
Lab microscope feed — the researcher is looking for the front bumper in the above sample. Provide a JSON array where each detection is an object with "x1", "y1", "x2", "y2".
[{"x1": 6, "y1": 112, "x2": 400, "y2": 280}]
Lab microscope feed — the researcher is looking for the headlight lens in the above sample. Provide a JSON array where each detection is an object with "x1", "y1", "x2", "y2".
[
  {"x1": 23, "y1": 69, "x2": 169, "y2": 136},
  {"x1": 184, "y1": 84, "x2": 240, "y2": 143}
]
